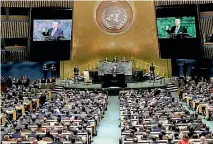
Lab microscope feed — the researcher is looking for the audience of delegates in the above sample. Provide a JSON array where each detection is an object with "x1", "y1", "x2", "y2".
[
  {"x1": 1, "y1": 79, "x2": 108, "y2": 144},
  {"x1": 1, "y1": 77, "x2": 108, "y2": 144},
  {"x1": 119, "y1": 88, "x2": 213, "y2": 144},
  {"x1": 32, "y1": 77, "x2": 56, "y2": 89},
  {"x1": 1, "y1": 76, "x2": 30, "y2": 88},
  {"x1": 2, "y1": 74, "x2": 213, "y2": 144},
  {"x1": 178, "y1": 77, "x2": 213, "y2": 120}
]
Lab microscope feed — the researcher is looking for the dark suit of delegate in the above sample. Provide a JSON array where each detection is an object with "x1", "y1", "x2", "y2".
[
  {"x1": 74, "y1": 68, "x2": 79, "y2": 75},
  {"x1": 42, "y1": 28, "x2": 63, "y2": 40},
  {"x1": 42, "y1": 66, "x2": 48, "y2": 80},
  {"x1": 73, "y1": 67, "x2": 79, "y2": 83},
  {"x1": 112, "y1": 59, "x2": 119, "y2": 63},
  {"x1": 166, "y1": 26, "x2": 189, "y2": 39}
]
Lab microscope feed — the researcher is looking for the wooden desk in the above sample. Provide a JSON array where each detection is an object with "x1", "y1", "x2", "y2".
[
  {"x1": 177, "y1": 88, "x2": 180, "y2": 96},
  {"x1": 182, "y1": 93, "x2": 187, "y2": 100},
  {"x1": 205, "y1": 106, "x2": 213, "y2": 120},
  {"x1": 32, "y1": 99, "x2": 40, "y2": 109},
  {"x1": 23, "y1": 101, "x2": 33, "y2": 112},
  {"x1": 186, "y1": 97, "x2": 192, "y2": 105},
  {"x1": 199, "y1": 103, "x2": 208, "y2": 114},
  {"x1": 48, "y1": 91, "x2": 52, "y2": 99},
  {"x1": 192, "y1": 100, "x2": 200, "y2": 109},
  {"x1": 6, "y1": 109, "x2": 16, "y2": 121},
  {"x1": 1, "y1": 114, "x2": 6, "y2": 126},
  {"x1": 15, "y1": 105, "x2": 25, "y2": 116}
]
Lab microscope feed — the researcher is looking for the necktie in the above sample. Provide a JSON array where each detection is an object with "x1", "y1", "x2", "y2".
[
  {"x1": 175, "y1": 27, "x2": 179, "y2": 34},
  {"x1": 51, "y1": 29, "x2": 56, "y2": 36}
]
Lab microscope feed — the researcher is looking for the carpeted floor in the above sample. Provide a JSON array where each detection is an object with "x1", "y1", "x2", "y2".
[{"x1": 92, "y1": 96, "x2": 121, "y2": 144}]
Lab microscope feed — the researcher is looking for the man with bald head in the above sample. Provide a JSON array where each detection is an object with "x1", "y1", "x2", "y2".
[
  {"x1": 166, "y1": 18, "x2": 188, "y2": 39},
  {"x1": 42, "y1": 21, "x2": 63, "y2": 40}
]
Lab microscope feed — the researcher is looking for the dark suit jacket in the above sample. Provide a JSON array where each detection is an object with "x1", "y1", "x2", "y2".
[
  {"x1": 112, "y1": 59, "x2": 119, "y2": 63},
  {"x1": 104, "y1": 60, "x2": 109, "y2": 63},
  {"x1": 42, "y1": 28, "x2": 63, "y2": 39},
  {"x1": 166, "y1": 26, "x2": 189, "y2": 38},
  {"x1": 28, "y1": 133, "x2": 38, "y2": 138},
  {"x1": 150, "y1": 65, "x2": 155, "y2": 73},
  {"x1": 74, "y1": 68, "x2": 79, "y2": 75},
  {"x1": 166, "y1": 26, "x2": 187, "y2": 34},
  {"x1": 12, "y1": 132, "x2": 21, "y2": 138}
]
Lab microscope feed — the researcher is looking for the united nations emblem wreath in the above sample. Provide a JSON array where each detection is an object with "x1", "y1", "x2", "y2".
[{"x1": 95, "y1": 0, "x2": 135, "y2": 35}]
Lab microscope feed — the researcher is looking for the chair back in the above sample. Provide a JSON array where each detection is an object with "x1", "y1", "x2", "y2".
[{"x1": 42, "y1": 137, "x2": 53, "y2": 142}]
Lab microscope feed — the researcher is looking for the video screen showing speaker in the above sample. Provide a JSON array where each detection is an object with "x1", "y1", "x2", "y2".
[
  {"x1": 33, "y1": 20, "x2": 72, "y2": 41},
  {"x1": 156, "y1": 5, "x2": 201, "y2": 59},
  {"x1": 30, "y1": 8, "x2": 72, "y2": 61},
  {"x1": 157, "y1": 17, "x2": 196, "y2": 39}
]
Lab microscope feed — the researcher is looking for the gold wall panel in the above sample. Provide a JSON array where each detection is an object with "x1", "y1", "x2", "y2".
[{"x1": 60, "y1": 1, "x2": 172, "y2": 79}]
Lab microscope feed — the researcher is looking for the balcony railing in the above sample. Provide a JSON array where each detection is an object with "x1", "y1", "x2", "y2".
[{"x1": 1, "y1": 49, "x2": 29, "y2": 63}]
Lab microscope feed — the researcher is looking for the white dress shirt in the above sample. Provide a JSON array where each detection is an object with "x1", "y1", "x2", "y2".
[{"x1": 51, "y1": 28, "x2": 57, "y2": 36}]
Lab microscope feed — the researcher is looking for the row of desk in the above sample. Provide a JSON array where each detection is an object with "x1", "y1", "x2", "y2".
[
  {"x1": 1, "y1": 99, "x2": 39, "y2": 125},
  {"x1": 1, "y1": 91, "x2": 52, "y2": 126},
  {"x1": 1, "y1": 90, "x2": 108, "y2": 144},
  {"x1": 180, "y1": 91, "x2": 213, "y2": 120},
  {"x1": 119, "y1": 90, "x2": 213, "y2": 144}
]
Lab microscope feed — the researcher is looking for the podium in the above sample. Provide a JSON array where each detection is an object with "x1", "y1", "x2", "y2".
[
  {"x1": 43, "y1": 36, "x2": 65, "y2": 41},
  {"x1": 102, "y1": 73, "x2": 126, "y2": 88},
  {"x1": 169, "y1": 33, "x2": 190, "y2": 39}
]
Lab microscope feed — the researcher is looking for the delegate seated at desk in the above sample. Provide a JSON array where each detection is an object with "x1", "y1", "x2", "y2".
[
  {"x1": 121, "y1": 57, "x2": 128, "y2": 62},
  {"x1": 112, "y1": 56, "x2": 119, "y2": 63},
  {"x1": 103, "y1": 57, "x2": 109, "y2": 63},
  {"x1": 103, "y1": 56, "x2": 129, "y2": 63}
]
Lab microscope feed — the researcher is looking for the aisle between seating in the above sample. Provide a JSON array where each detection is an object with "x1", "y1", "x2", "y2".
[{"x1": 92, "y1": 96, "x2": 121, "y2": 144}]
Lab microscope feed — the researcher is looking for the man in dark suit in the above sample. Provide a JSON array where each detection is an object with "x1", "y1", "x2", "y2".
[
  {"x1": 112, "y1": 56, "x2": 119, "y2": 63},
  {"x1": 42, "y1": 64, "x2": 48, "y2": 80},
  {"x1": 50, "y1": 64, "x2": 57, "y2": 78},
  {"x1": 42, "y1": 21, "x2": 63, "y2": 40},
  {"x1": 74, "y1": 65, "x2": 79, "y2": 83},
  {"x1": 104, "y1": 57, "x2": 109, "y2": 63},
  {"x1": 182, "y1": 62, "x2": 188, "y2": 78},
  {"x1": 111, "y1": 64, "x2": 118, "y2": 73},
  {"x1": 122, "y1": 57, "x2": 128, "y2": 62},
  {"x1": 149, "y1": 63, "x2": 155, "y2": 83},
  {"x1": 166, "y1": 19, "x2": 189, "y2": 39}
]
